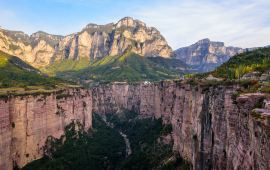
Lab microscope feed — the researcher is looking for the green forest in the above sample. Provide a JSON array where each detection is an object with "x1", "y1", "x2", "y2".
[{"x1": 23, "y1": 112, "x2": 190, "y2": 170}]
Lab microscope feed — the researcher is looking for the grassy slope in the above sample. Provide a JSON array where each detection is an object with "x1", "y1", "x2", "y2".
[
  {"x1": 184, "y1": 47, "x2": 270, "y2": 94},
  {"x1": 51, "y1": 52, "x2": 183, "y2": 83},
  {"x1": 0, "y1": 50, "x2": 64, "y2": 88},
  {"x1": 41, "y1": 58, "x2": 91, "y2": 76},
  {"x1": 210, "y1": 47, "x2": 270, "y2": 79}
]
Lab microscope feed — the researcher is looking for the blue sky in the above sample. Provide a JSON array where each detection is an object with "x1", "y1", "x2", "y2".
[{"x1": 0, "y1": 0, "x2": 270, "y2": 49}]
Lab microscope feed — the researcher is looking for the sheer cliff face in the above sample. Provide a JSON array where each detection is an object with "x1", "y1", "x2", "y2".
[
  {"x1": 0, "y1": 89, "x2": 92, "y2": 170},
  {"x1": 0, "y1": 17, "x2": 172, "y2": 68},
  {"x1": 92, "y1": 82, "x2": 270, "y2": 170},
  {"x1": 1, "y1": 82, "x2": 269, "y2": 170},
  {"x1": 174, "y1": 39, "x2": 243, "y2": 72}
]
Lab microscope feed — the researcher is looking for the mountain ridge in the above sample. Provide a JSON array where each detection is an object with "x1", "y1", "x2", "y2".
[
  {"x1": 0, "y1": 50, "x2": 63, "y2": 88},
  {"x1": 174, "y1": 38, "x2": 243, "y2": 72},
  {"x1": 0, "y1": 17, "x2": 172, "y2": 68}
]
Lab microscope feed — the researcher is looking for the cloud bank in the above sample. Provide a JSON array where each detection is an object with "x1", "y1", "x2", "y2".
[
  {"x1": 0, "y1": 0, "x2": 269, "y2": 49},
  {"x1": 134, "y1": 0, "x2": 270, "y2": 49}
]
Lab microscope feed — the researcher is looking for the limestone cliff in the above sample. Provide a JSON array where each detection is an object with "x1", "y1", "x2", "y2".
[
  {"x1": 0, "y1": 88, "x2": 92, "y2": 170},
  {"x1": 92, "y1": 82, "x2": 270, "y2": 170},
  {"x1": 1, "y1": 81, "x2": 269, "y2": 170},
  {"x1": 174, "y1": 39, "x2": 243, "y2": 72},
  {"x1": 0, "y1": 17, "x2": 172, "y2": 68}
]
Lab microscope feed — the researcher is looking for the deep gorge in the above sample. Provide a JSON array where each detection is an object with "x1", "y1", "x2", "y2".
[{"x1": 0, "y1": 81, "x2": 270, "y2": 170}]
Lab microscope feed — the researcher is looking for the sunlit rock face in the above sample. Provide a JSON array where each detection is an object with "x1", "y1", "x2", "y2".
[
  {"x1": 174, "y1": 39, "x2": 243, "y2": 72},
  {"x1": 92, "y1": 82, "x2": 270, "y2": 170},
  {"x1": 0, "y1": 17, "x2": 172, "y2": 68},
  {"x1": 0, "y1": 89, "x2": 92, "y2": 170}
]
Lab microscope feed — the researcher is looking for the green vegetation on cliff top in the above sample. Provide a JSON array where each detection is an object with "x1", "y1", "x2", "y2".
[
  {"x1": 209, "y1": 47, "x2": 270, "y2": 79},
  {"x1": 182, "y1": 47, "x2": 270, "y2": 94}
]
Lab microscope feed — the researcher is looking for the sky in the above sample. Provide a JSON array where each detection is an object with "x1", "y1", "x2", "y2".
[{"x1": 0, "y1": 0, "x2": 270, "y2": 49}]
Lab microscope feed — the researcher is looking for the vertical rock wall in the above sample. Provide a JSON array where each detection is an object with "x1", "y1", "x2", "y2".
[
  {"x1": 0, "y1": 89, "x2": 92, "y2": 170},
  {"x1": 1, "y1": 82, "x2": 269, "y2": 170},
  {"x1": 92, "y1": 81, "x2": 270, "y2": 170}
]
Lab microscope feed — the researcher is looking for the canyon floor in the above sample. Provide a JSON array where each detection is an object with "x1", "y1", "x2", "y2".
[{"x1": 22, "y1": 112, "x2": 190, "y2": 170}]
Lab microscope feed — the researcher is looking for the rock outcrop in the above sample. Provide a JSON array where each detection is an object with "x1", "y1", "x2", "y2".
[
  {"x1": 0, "y1": 17, "x2": 172, "y2": 68},
  {"x1": 0, "y1": 88, "x2": 92, "y2": 170},
  {"x1": 92, "y1": 81, "x2": 270, "y2": 170},
  {"x1": 174, "y1": 39, "x2": 243, "y2": 72}
]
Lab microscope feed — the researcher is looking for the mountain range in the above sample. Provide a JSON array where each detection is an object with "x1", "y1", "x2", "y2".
[
  {"x1": 0, "y1": 17, "x2": 253, "y2": 83},
  {"x1": 1, "y1": 16, "x2": 270, "y2": 170},
  {"x1": 0, "y1": 17, "x2": 172, "y2": 68}
]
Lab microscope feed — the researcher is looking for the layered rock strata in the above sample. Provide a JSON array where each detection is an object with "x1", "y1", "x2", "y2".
[
  {"x1": 0, "y1": 88, "x2": 92, "y2": 170},
  {"x1": 1, "y1": 81, "x2": 269, "y2": 170},
  {"x1": 0, "y1": 17, "x2": 172, "y2": 68},
  {"x1": 92, "y1": 82, "x2": 270, "y2": 170}
]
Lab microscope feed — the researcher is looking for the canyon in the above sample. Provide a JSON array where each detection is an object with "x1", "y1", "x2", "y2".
[
  {"x1": 1, "y1": 81, "x2": 270, "y2": 170},
  {"x1": 92, "y1": 82, "x2": 270, "y2": 170}
]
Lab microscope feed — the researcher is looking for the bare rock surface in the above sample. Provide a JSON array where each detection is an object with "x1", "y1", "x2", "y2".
[
  {"x1": 0, "y1": 89, "x2": 92, "y2": 169},
  {"x1": 1, "y1": 81, "x2": 270, "y2": 170},
  {"x1": 0, "y1": 17, "x2": 172, "y2": 68},
  {"x1": 92, "y1": 82, "x2": 270, "y2": 170},
  {"x1": 174, "y1": 38, "x2": 243, "y2": 72}
]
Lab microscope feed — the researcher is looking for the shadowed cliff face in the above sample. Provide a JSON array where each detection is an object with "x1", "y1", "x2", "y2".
[
  {"x1": 92, "y1": 82, "x2": 270, "y2": 170},
  {"x1": 0, "y1": 17, "x2": 172, "y2": 68},
  {"x1": 0, "y1": 89, "x2": 92, "y2": 170}
]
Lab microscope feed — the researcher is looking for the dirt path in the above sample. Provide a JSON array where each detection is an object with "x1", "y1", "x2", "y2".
[
  {"x1": 119, "y1": 131, "x2": 132, "y2": 157},
  {"x1": 102, "y1": 117, "x2": 132, "y2": 157}
]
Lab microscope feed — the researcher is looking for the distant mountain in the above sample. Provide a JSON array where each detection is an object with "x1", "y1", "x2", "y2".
[
  {"x1": 0, "y1": 17, "x2": 172, "y2": 68},
  {"x1": 174, "y1": 38, "x2": 243, "y2": 72},
  {"x1": 53, "y1": 51, "x2": 186, "y2": 84},
  {"x1": 209, "y1": 47, "x2": 270, "y2": 79},
  {"x1": 0, "y1": 50, "x2": 61, "y2": 88}
]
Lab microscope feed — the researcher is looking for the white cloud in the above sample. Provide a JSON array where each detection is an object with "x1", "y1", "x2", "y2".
[
  {"x1": 133, "y1": 0, "x2": 270, "y2": 49},
  {"x1": 1, "y1": 0, "x2": 269, "y2": 49}
]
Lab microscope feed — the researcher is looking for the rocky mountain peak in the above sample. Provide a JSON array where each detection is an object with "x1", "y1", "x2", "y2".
[
  {"x1": 196, "y1": 38, "x2": 225, "y2": 47},
  {"x1": 84, "y1": 23, "x2": 99, "y2": 29},
  {"x1": 197, "y1": 38, "x2": 210, "y2": 44},
  {"x1": 0, "y1": 17, "x2": 172, "y2": 68},
  {"x1": 174, "y1": 39, "x2": 243, "y2": 72},
  {"x1": 30, "y1": 31, "x2": 63, "y2": 48},
  {"x1": 30, "y1": 31, "x2": 63, "y2": 39},
  {"x1": 116, "y1": 17, "x2": 146, "y2": 28},
  {"x1": 0, "y1": 29, "x2": 30, "y2": 44}
]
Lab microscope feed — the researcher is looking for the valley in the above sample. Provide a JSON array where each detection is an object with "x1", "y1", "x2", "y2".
[
  {"x1": 0, "y1": 15, "x2": 269, "y2": 170},
  {"x1": 1, "y1": 79, "x2": 269, "y2": 169}
]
